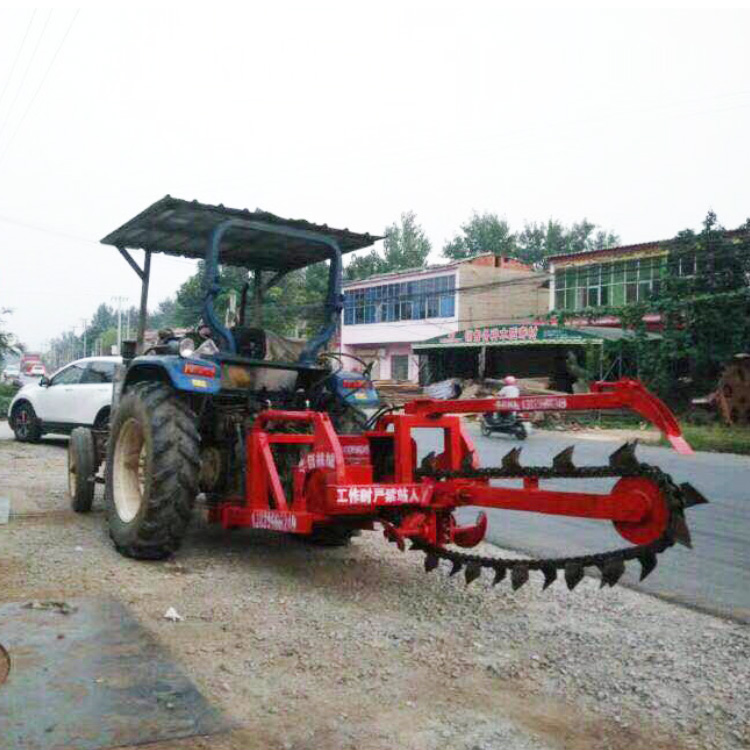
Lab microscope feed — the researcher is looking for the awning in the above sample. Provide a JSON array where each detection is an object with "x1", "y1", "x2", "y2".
[{"x1": 413, "y1": 324, "x2": 603, "y2": 350}]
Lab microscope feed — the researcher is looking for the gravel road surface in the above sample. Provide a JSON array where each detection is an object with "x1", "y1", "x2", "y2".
[{"x1": 0, "y1": 425, "x2": 748, "y2": 750}]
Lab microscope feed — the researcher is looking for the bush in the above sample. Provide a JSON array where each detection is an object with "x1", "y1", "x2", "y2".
[{"x1": 0, "y1": 382, "x2": 18, "y2": 420}]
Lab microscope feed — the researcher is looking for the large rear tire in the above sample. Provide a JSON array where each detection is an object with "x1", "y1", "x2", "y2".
[
  {"x1": 69, "y1": 427, "x2": 96, "y2": 513},
  {"x1": 105, "y1": 383, "x2": 200, "y2": 560}
]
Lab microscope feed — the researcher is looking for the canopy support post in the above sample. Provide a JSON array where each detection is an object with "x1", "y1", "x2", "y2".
[
  {"x1": 137, "y1": 251, "x2": 151, "y2": 352},
  {"x1": 252, "y1": 269, "x2": 263, "y2": 326}
]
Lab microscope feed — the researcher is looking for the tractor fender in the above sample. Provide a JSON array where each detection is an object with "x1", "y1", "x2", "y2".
[{"x1": 122, "y1": 356, "x2": 221, "y2": 396}]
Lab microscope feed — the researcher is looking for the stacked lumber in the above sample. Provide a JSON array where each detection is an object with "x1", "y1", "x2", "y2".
[{"x1": 373, "y1": 380, "x2": 422, "y2": 406}]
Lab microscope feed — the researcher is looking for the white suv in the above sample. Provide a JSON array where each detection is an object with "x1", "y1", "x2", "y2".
[{"x1": 8, "y1": 356, "x2": 121, "y2": 442}]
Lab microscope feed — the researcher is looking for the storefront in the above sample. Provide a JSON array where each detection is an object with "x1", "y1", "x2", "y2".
[{"x1": 413, "y1": 323, "x2": 603, "y2": 391}]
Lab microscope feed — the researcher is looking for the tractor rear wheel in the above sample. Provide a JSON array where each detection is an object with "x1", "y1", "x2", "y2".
[
  {"x1": 105, "y1": 383, "x2": 200, "y2": 560},
  {"x1": 69, "y1": 427, "x2": 96, "y2": 513}
]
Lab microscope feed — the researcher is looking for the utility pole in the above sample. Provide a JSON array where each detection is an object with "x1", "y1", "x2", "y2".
[
  {"x1": 126, "y1": 306, "x2": 130, "y2": 340},
  {"x1": 112, "y1": 296, "x2": 127, "y2": 355},
  {"x1": 80, "y1": 319, "x2": 87, "y2": 358}
]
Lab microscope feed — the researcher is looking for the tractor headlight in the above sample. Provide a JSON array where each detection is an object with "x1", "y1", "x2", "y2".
[{"x1": 178, "y1": 337, "x2": 196, "y2": 358}]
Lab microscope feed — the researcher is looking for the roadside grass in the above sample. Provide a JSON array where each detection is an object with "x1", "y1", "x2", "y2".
[
  {"x1": 0, "y1": 382, "x2": 18, "y2": 420},
  {"x1": 660, "y1": 424, "x2": 750, "y2": 456}
]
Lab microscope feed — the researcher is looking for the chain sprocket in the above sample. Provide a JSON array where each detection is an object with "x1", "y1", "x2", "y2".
[{"x1": 411, "y1": 442, "x2": 706, "y2": 590}]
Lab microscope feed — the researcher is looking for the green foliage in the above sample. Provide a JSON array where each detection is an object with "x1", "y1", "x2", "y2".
[
  {"x1": 345, "y1": 211, "x2": 431, "y2": 281},
  {"x1": 550, "y1": 212, "x2": 750, "y2": 406},
  {"x1": 659, "y1": 423, "x2": 750, "y2": 456},
  {"x1": 516, "y1": 219, "x2": 619, "y2": 264},
  {"x1": 443, "y1": 212, "x2": 516, "y2": 260},
  {"x1": 0, "y1": 381, "x2": 18, "y2": 418},
  {"x1": 442, "y1": 214, "x2": 619, "y2": 264},
  {"x1": 0, "y1": 308, "x2": 15, "y2": 363},
  {"x1": 148, "y1": 297, "x2": 178, "y2": 330}
]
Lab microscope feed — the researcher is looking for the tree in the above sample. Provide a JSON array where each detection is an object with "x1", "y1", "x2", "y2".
[
  {"x1": 516, "y1": 220, "x2": 620, "y2": 264},
  {"x1": 618, "y1": 212, "x2": 750, "y2": 403},
  {"x1": 148, "y1": 297, "x2": 178, "y2": 330},
  {"x1": 0, "y1": 308, "x2": 17, "y2": 364},
  {"x1": 442, "y1": 212, "x2": 516, "y2": 260},
  {"x1": 345, "y1": 211, "x2": 431, "y2": 281}
]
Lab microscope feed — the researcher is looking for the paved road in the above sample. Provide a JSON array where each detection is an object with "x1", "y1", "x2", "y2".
[
  {"x1": 3, "y1": 420, "x2": 749, "y2": 622},
  {"x1": 413, "y1": 424, "x2": 750, "y2": 623}
]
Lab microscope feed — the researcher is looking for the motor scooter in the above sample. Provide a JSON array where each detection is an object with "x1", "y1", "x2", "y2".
[{"x1": 480, "y1": 411, "x2": 528, "y2": 440}]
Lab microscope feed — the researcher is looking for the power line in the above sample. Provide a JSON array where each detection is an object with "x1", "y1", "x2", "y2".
[
  {"x1": 0, "y1": 9, "x2": 79, "y2": 169},
  {"x1": 0, "y1": 9, "x2": 52, "y2": 144},
  {"x1": 0, "y1": 10, "x2": 37, "y2": 114},
  {"x1": 0, "y1": 211, "x2": 198, "y2": 268}
]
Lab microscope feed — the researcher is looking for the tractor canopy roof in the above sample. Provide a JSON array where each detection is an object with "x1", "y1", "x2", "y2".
[{"x1": 100, "y1": 195, "x2": 381, "y2": 272}]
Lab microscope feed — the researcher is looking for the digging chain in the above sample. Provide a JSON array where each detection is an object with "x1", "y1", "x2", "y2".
[{"x1": 411, "y1": 444, "x2": 701, "y2": 590}]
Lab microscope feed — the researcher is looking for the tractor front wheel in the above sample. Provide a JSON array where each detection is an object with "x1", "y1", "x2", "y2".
[
  {"x1": 69, "y1": 427, "x2": 96, "y2": 512},
  {"x1": 105, "y1": 383, "x2": 200, "y2": 560}
]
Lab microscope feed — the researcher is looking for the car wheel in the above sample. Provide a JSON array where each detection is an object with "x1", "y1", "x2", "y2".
[
  {"x1": 69, "y1": 427, "x2": 97, "y2": 513},
  {"x1": 12, "y1": 402, "x2": 42, "y2": 443}
]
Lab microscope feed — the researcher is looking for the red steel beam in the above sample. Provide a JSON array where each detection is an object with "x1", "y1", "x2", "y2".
[
  {"x1": 442, "y1": 482, "x2": 649, "y2": 522},
  {"x1": 403, "y1": 378, "x2": 693, "y2": 455}
]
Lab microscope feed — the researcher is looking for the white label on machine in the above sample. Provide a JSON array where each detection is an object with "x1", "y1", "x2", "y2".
[
  {"x1": 334, "y1": 485, "x2": 431, "y2": 506},
  {"x1": 496, "y1": 396, "x2": 568, "y2": 411},
  {"x1": 251, "y1": 510, "x2": 297, "y2": 532}
]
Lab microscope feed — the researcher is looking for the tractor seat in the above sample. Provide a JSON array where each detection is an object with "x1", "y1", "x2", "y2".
[{"x1": 232, "y1": 326, "x2": 307, "y2": 363}]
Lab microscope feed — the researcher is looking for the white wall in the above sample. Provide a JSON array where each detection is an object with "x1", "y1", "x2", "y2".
[{"x1": 342, "y1": 267, "x2": 459, "y2": 346}]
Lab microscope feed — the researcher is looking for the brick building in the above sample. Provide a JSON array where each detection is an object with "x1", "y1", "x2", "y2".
[
  {"x1": 341, "y1": 254, "x2": 548, "y2": 382},
  {"x1": 547, "y1": 229, "x2": 743, "y2": 327}
]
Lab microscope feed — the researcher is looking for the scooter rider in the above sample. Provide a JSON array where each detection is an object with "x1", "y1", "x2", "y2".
[
  {"x1": 497, "y1": 375, "x2": 520, "y2": 421},
  {"x1": 498, "y1": 375, "x2": 520, "y2": 400},
  {"x1": 482, "y1": 375, "x2": 527, "y2": 439}
]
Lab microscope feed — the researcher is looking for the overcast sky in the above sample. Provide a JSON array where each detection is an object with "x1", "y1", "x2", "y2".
[{"x1": 0, "y1": 3, "x2": 749, "y2": 350}]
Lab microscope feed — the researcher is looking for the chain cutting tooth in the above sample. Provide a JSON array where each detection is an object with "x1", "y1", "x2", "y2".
[
  {"x1": 609, "y1": 441, "x2": 639, "y2": 472},
  {"x1": 552, "y1": 445, "x2": 576, "y2": 472},
  {"x1": 424, "y1": 552, "x2": 440, "y2": 573},
  {"x1": 680, "y1": 483, "x2": 709, "y2": 508},
  {"x1": 670, "y1": 512, "x2": 693, "y2": 548},
  {"x1": 492, "y1": 565, "x2": 507, "y2": 586},
  {"x1": 511, "y1": 564, "x2": 529, "y2": 590},
  {"x1": 449, "y1": 559, "x2": 464, "y2": 577},
  {"x1": 541, "y1": 565, "x2": 557, "y2": 590},
  {"x1": 502, "y1": 448, "x2": 523, "y2": 471},
  {"x1": 465, "y1": 561, "x2": 482, "y2": 586},
  {"x1": 600, "y1": 557, "x2": 626, "y2": 587},
  {"x1": 564, "y1": 562, "x2": 585, "y2": 590},
  {"x1": 637, "y1": 549, "x2": 658, "y2": 581}
]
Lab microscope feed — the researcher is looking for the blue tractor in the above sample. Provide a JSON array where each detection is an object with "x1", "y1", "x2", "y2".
[{"x1": 68, "y1": 197, "x2": 382, "y2": 558}]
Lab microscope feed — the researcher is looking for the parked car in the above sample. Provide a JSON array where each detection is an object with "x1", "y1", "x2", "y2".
[
  {"x1": 8, "y1": 356, "x2": 121, "y2": 442},
  {"x1": 2, "y1": 364, "x2": 20, "y2": 384},
  {"x1": 27, "y1": 363, "x2": 46, "y2": 378}
]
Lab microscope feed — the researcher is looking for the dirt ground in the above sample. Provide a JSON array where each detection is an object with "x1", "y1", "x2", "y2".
[{"x1": 1, "y1": 433, "x2": 748, "y2": 750}]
